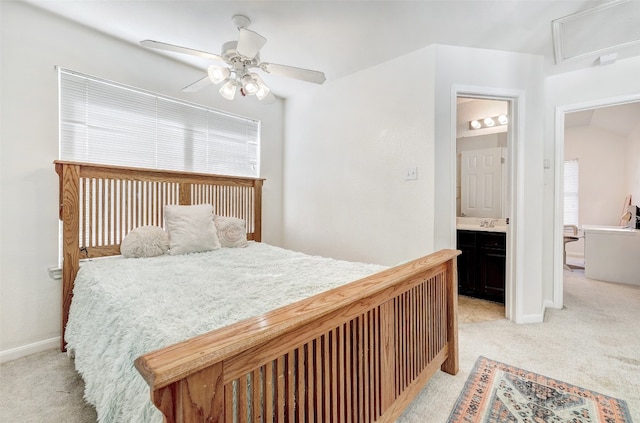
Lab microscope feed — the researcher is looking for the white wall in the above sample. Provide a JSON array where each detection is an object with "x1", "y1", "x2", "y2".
[
  {"x1": 544, "y1": 55, "x2": 640, "y2": 304},
  {"x1": 285, "y1": 43, "x2": 547, "y2": 322},
  {"x1": 564, "y1": 126, "x2": 630, "y2": 257},
  {"x1": 628, "y1": 125, "x2": 640, "y2": 205},
  {"x1": 0, "y1": 2, "x2": 284, "y2": 359},
  {"x1": 566, "y1": 127, "x2": 629, "y2": 226},
  {"x1": 283, "y1": 46, "x2": 437, "y2": 266}
]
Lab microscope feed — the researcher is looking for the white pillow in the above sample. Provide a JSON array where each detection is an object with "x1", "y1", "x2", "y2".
[
  {"x1": 164, "y1": 204, "x2": 221, "y2": 255},
  {"x1": 120, "y1": 226, "x2": 169, "y2": 258},
  {"x1": 214, "y1": 216, "x2": 248, "y2": 248}
]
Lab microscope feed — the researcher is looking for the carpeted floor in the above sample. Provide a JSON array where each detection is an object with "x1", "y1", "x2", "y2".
[
  {"x1": 0, "y1": 348, "x2": 97, "y2": 422},
  {"x1": 1, "y1": 267, "x2": 639, "y2": 422}
]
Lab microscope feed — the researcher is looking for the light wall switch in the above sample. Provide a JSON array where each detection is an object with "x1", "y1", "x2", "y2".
[{"x1": 405, "y1": 167, "x2": 418, "y2": 180}]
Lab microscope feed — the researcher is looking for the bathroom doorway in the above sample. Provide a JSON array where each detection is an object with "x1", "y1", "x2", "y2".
[{"x1": 455, "y1": 96, "x2": 510, "y2": 318}]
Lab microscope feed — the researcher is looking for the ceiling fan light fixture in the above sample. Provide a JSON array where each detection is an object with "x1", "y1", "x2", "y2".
[
  {"x1": 142, "y1": 14, "x2": 326, "y2": 102},
  {"x1": 256, "y1": 86, "x2": 270, "y2": 100},
  {"x1": 219, "y1": 79, "x2": 237, "y2": 100},
  {"x1": 241, "y1": 74, "x2": 259, "y2": 95},
  {"x1": 208, "y1": 65, "x2": 230, "y2": 84},
  {"x1": 253, "y1": 73, "x2": 270, "y2": 100}
]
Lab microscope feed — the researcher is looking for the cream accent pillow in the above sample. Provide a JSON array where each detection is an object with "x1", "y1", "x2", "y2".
[
  {"x1": 120, "y1": 226, "x2": 169, "y2": 258},
  {"x1": 214, "y1": 216, "x2": 248, "y2": 248},
  {"x1": 164, "y1": 204, "x2": 221, "y2": 255}
]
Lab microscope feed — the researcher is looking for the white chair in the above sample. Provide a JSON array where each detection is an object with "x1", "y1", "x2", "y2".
[{"x1": 563, "y1": 225, "x2": 579, "y2": 270}]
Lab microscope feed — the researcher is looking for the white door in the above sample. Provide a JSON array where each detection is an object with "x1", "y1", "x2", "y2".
[{"x1": 461, "y1": 147, "x2": 504, "y2": 218}]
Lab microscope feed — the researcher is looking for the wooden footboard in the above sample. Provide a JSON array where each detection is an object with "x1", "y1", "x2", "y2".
[{"x1": 135, "y1": 249, "x2": 460, "y2": 423}]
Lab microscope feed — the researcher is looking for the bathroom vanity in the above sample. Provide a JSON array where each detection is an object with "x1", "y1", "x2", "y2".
[
  {"x1": 583, "y1": 225, "x2": 640, "y2": 286},
  {"x1": 456, "y1": 218, "x2": 507, "y2": 303}
]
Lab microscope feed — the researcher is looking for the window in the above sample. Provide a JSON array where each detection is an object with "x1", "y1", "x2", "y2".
[
  {"x1": 563, "y1": 159, "x2": 579, "y2": 226},
  {"x1": 59, "y1": 68, "x2": 260, "y2": 177}
]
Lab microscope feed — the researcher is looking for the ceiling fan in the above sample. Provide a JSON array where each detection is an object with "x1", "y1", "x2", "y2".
[{"x1": 141, "y1": 15, "x2": 326, "y2": 101}]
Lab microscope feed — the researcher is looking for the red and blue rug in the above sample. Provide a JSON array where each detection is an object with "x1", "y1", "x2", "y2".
[{"x1": 448, "y1": 356, "x2": 633, "y2": 422}]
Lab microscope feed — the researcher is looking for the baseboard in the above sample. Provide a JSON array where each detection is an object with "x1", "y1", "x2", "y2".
[
  {"x1": 543, "y1": 298, "x2": 560, "y2": 310},
  {"x1": 0, "y1": 337, "x2": 60, "y2": 364},
  {"x1": 517, "y1": 312, "x2": 545, "y2": 324}
]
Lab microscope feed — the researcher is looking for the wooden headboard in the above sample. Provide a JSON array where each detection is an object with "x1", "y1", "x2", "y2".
[{"x1": 54, "y1": 160, "x2": 264, "y2": 351}]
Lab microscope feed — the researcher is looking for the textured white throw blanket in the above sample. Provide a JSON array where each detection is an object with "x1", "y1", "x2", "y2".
[{"x1": 66, "y1": 242, "x2": 386, "y2": 423}]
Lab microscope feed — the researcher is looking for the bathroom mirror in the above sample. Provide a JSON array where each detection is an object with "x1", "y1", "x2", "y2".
[{"x1": 456, "y1": 98, "x2": 509, "y2": 219}]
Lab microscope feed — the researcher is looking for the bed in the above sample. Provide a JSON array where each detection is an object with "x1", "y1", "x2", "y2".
[{"x1": 55, "y1": 160, "x2": 461, "y2": 423}]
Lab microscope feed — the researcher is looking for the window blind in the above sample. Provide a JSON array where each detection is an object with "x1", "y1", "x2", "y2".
[
  {"x1": 563, "y1": 159, "x2": 579, "y2": 226},
  {"x1": 59, "y1": 68, "x2": 260, "y2": 177}
]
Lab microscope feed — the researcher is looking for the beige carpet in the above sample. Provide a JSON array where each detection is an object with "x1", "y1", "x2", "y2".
[{"x1": 1, "y1": 268, "x2": 638, "y2": 422}]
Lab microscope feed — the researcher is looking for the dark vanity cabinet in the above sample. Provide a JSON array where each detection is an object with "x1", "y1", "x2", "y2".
[
  {"x1": 456, "y1": 230, "x2": 506, "y2": 303},
  {"x1": 456, "y1": 231, "x2": 478, "y2": 295}
]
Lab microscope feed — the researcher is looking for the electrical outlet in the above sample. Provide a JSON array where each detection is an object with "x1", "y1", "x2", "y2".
[{"x1": 405, "y1": 167, "x2": 418, "y2": 180}]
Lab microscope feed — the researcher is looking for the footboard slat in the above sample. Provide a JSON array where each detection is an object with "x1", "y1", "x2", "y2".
[
  {"x1": 330, "y1": 328, "x2": 339, "y2": 423},
  {"x1": 264, "y1": 361, "x2": 274, "y2": 422},
  {"x1": 136, "y1": 249, "x2": 460, "y2": 423},
  {"x1": 316, "y1": 340, "x2": 324, "y2": 422}
]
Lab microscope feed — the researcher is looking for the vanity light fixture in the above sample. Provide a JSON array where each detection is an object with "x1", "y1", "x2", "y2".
[{"x1": 469, "y1": 114, "x2": 508, "y2": 130}]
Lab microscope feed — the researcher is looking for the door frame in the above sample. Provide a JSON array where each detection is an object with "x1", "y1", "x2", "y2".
[
  {"x1": 452, "y1": 85, "x2": 526, "y2": 322},
  {"x1": 552, "y1": 92, "x2": 640, "y2": 308}
]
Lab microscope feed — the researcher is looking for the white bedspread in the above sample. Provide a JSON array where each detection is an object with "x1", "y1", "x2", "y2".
[{"x1": 66, "y1": 242, "x2": 386, "y2": 423}]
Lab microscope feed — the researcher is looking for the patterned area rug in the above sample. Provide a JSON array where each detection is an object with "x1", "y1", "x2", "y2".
[{"x1": 448, "y1": 356, "x2": 633, "y2": 423}]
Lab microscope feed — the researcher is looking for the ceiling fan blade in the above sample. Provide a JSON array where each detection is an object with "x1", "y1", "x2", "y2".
[
  {"x1": 140, "y1": 40, "x2": 223, "y2": 62},
  {"x1": 236, "y1": 28, "x2": 267, "y2": 59},
  {"x1": 182, "y1": 76, "x2": 212, "y2": 92},
  {"x1": 261, "y1": 63, "x2": 326, "y2": 84}
]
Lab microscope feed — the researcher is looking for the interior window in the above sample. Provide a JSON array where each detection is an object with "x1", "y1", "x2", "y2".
[
  {"x1": 59, "y1": 68, "x2": 260, "y2": 178},
  {"x1": 563, "y1": 159, "x2": 579, "y2": 226}
]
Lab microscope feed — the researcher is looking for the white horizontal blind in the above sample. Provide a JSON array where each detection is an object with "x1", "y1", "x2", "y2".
[
  {"x1": 59, "y1": 68, "x2": 260, "y2": 177},
  {"x1": 564, "y1": 159, "x2": 579, "y2": 226}
]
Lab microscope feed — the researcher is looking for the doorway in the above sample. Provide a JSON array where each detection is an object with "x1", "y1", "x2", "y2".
[
  {"x1": 455, "y1": 97, "x2": 509, "y2": 316},
  {"x1": 449, "y1": 85, "x2": 527, "y2": 322},
  {"x1": 553, "y1": 95, "x2": 640, "y2": 307}
]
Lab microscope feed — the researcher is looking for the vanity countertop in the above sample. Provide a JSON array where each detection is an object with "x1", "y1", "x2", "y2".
[{"x1": 456, "y1": 217, "x2": 507, "y2": 233}]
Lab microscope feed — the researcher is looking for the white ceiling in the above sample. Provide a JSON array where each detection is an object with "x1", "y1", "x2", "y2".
[
  {"x1": 565, "y1": 101, "x2": 640, "y2": 137},
  {"x1": 24, "y1": 0, "x2": 640, "y2": 98}
]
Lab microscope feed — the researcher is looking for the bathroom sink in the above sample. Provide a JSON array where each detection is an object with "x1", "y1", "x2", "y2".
[{"x1": 456, "y1": 217, "x2": 507, "y2": 233}]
